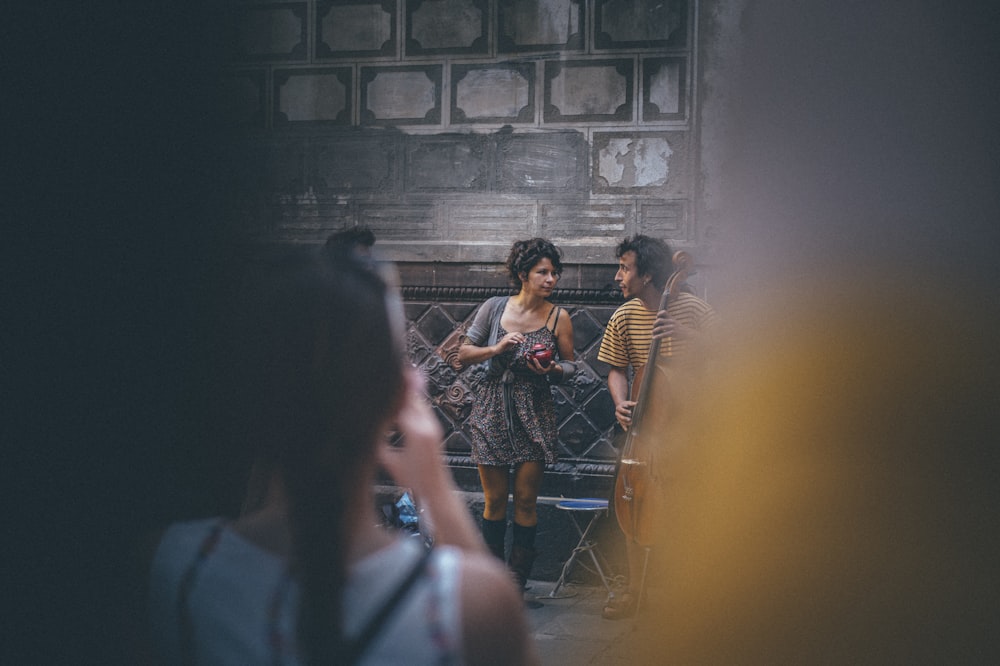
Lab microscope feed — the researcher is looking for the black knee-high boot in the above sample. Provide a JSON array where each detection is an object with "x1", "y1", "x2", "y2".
[
  {"x1": 481, "y1": 517, "x2": 506, "y2": 561},
  {"x1": 510, "y1": 522, "x2": 537, "y2": 590}
]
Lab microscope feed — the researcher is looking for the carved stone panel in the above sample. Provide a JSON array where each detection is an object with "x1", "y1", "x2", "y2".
[
  {"x1": 316, "y1": 0, "x2": 395, "y2": 59},
  {"x1": 229, "y1": 3, "x2": 307, "y2": 61},
  {"x1": 592, "y1": 131, "x2": 690, "y2": 196},
  {"x1": 361, "y1": 65, "x2": 443, "y2": 125},
  {"x1": 642, "y1": 56, "x2": 687, "y2": 122},
  {"x1": 405, "y1": 135, "x2": 490, "y2": 191},
  {"x1": 496, "y1": 131, "x2": 588, "y2": 192},
  {"x1": 594, "y1": 0, "x2": 687, "y2": 50},
  {"x1": 274, "y1": 68, "x2": 352, "y2": 125},
  {"x1": 497, "y1": 0, "x2": 584, "y2": 53},
  {"x1": 405, "y1": 0, "x2": 488, "y2": 55},
  {"x1": 451, "y1": 63, "x2": 535, "y2": 124},
  {"x1": 544, "y1": 59, "x2": 633, "y2": 123}
]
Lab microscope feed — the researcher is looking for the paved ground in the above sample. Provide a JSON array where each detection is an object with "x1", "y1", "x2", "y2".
[{"x1": 522, "y1": 579, "x2": 639, "y2": 666}]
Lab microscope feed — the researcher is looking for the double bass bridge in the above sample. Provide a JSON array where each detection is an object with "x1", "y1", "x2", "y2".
[{"x1": 618, "y1": 458, "x2": 647, "y2": 503}]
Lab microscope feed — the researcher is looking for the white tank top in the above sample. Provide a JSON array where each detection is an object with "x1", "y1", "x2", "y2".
[{"x1": 149, "y1": 518, "x2": 463, "y2": 664}]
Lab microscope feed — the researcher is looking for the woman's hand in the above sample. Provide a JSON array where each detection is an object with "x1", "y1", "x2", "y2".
[
  {"x1": 524, "y1": 354, "x2": 557, "y2": 376},
  {"x1": 494, "y1": 331, "x2": 525, "y2": 355},
  {"x1": 378, "y1": 368, "x2": 446, "y2": 495}
]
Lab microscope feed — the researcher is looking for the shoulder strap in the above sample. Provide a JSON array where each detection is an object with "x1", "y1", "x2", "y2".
[
  {"x1": 546, "y1": 305, "x2": 561, "y2": 333},
  {"x1": 345, "y1": 544, "x2": 435, "y2": 665},
  {"x1": 177, "y1": 520, "x2": 227, "y2": 666}
]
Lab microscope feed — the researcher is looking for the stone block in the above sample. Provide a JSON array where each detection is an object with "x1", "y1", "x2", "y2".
[
  {"x1": 313, "y1": 131, "x2": 401, "y2": 191},
  {"x1": 274, "y1": 67, "x2": 352, "y2": 125},
  {"x1": 220, "y1": 71, "x2": 266, "y2": 127},
  {"x1": 498, "y1": 0, "x2": 584, "y2": 53},
  {"x1": 449, "y1": 204, "x2": 535, "y2": 240},
  {"x1": 359, "y1": 204, "x2": 438, "y2": 239},
  {"x1": 642, "y1": 56, "x2": 687, "y2": 121},
  {"x1": 361, "y1": 65, "x2": 442, "y2": 124},
  {"x1": 592, "y1": 131, "x2": 690, "y2": 196},
  {"x1": 539, "y1": 203, "x2": 635, "y2": 241},
  {"x1": 451, "y1": 63, "x2": 535, "y2": 124},
  {"x1": 544, "y1": 59, "x2": 633, "y2": 122},
  {"x1": 405, "y1": 135, "x2": 490, "y2": 190},
  {"x1": 262, "y1": 139, "x2": 308, "y2": 193},
  {"x1": 316, "y1": 0, "x2": 395, "y2": 59},
  {"x1": 496, "y1": 131, "x2": 589, "y2": 192},
  {"x1": 639, "y1": 201, "x2": 688, "y2": 239},
  {"x1": 405, "y1": 0, "x2": 488, "y2": 55},
  {"x1": 229, "y1": 3, "x2": 307, "y2": 61},
  {"x1": 270, "y1": 201, "x2": 353, "y2": 241},
  {"x1": 594, "y1": 0, "x2": 687, "y2": 49}
]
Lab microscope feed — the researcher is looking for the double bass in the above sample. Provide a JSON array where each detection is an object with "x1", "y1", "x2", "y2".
[{"x1": 614, "y1": 250, "x2": 692, "y2": 547}]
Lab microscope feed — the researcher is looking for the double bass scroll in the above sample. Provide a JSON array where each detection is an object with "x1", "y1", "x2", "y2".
[{"x1": 613, "y1": 250, "x2": 692, "y2": 547}]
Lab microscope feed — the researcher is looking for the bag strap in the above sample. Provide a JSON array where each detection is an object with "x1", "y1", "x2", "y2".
[{"x1": 345, "y1": 544, "x2": 435, "y2": 665}]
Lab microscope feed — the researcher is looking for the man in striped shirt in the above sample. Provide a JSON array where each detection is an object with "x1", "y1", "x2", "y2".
[{"x1": 597, "y1": 235, "x2": 716, "y2": 619}]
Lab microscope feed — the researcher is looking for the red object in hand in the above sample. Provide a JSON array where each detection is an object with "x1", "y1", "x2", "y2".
[{"x1": 526, "y1": 343, "x2": 554, "y2": 367}]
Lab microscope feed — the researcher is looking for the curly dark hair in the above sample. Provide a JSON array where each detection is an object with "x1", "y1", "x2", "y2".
[
  {"x1": 615, "y1": 235, "x2": 673, "y2": 290},
  {"x1": 505, "y1": 238, "x2": 563, "y2": 287}
]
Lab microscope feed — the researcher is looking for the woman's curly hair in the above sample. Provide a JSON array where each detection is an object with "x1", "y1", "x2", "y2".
[{"x1": 505, "y1": 238, "x2": 563, "y2": 287}]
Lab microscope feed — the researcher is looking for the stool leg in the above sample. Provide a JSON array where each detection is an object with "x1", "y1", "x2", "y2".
[
  {"x1": 585, "y1": 538, "x2": 613, "y2": 595},
  {"x1": 549, "y1": 510, "x2": 608, "y2": 598},
  {"x1": 548, "y1": 546, "x2": 579, "y2": 597}
]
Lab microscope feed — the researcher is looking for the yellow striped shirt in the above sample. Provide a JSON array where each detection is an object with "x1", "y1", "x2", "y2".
[{"x1": 597, "y1": 292, "x2": 716, "y2": 369}]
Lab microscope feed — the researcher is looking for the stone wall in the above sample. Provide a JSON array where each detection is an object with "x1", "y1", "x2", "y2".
[{"x1": 222, "y1": 0, "x2": 704, "y2": 264}]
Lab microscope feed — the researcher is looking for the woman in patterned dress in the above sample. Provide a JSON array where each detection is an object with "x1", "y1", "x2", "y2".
[{"x1": 458, "y1": 238, "x2": 576, "y2": 592}]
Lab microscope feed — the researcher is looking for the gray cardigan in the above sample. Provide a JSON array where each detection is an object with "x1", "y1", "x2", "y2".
[{"x1": 462, "y1": 296, "x2": 576, "y2": 384}]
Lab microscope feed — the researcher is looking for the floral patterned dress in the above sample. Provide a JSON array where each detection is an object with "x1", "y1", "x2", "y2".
[{"x1": 468, "y1": 320, "x2": 560, "y2": 466}]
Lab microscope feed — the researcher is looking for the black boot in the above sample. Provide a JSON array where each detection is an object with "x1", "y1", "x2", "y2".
[
  {"x1": 481, "y1": 517, "x2": 506, "y2": 562},
  {"x1": 509, "y1": 543, "x2": 542, "y2": 608},
  {"x1": 508, "y1": 543, "x2": 536, "y2": 591}
]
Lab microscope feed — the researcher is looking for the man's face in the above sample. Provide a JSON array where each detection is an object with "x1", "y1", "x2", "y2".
[{"x1": 615, "y1": 250, "x2": 647, "y2": 299}]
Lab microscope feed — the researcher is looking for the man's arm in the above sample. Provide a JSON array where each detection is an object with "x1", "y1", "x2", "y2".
[{"x1": 608, "y1": 366, "x2": 636, "y2": 431}]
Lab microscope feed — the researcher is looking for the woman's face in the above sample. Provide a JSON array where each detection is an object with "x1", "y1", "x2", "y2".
[{"x1": 520, "y1": 257, "x2": 560, "y2": 297}]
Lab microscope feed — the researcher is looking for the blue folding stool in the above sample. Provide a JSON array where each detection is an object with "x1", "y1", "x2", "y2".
[{"x1": 547, "y1": 498, "x2": 616, "y2": 598}]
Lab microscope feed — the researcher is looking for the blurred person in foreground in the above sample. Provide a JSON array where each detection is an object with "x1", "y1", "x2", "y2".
[
  {"x1": 148, "y1": 247, "x2": 537, "y2": 665},
  {"x1": 620, "y1": 276, "x2": 1000, "y2": 663}
]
